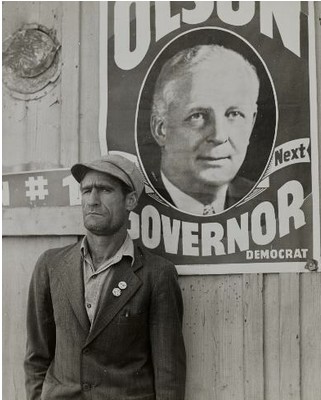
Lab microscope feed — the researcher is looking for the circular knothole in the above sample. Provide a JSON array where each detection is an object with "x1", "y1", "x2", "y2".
[{"x1": 2, "y1": 24, "x2": 61, "y2": 100}]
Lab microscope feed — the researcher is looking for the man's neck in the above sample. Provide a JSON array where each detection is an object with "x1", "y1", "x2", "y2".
[{"x1": 86, "y1": 228, "x2": 128, "y2": 269}]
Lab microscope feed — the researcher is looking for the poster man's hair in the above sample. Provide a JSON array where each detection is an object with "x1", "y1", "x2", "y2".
[{"x1": 151, "y1": 44, "x2": 260, "y2": 120}]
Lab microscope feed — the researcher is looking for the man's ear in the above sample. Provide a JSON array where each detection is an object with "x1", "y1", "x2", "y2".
[
  {"x1": 125, "y1": 191, "x2": 138, "y2": 212},
  {"x1": 251, "y1": 105, "x2": 258, "y2": 130},
  {"x1": 150, "y1": 114, "x2": 167, "y2": 146}
]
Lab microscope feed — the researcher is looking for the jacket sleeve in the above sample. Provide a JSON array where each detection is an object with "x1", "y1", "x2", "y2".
[
  {"x1": 149, "y1": 263, "x2": 186, "y2": 400},
  {"x1": 24, "y1": 251, "x2": 56, "y2": 400}
]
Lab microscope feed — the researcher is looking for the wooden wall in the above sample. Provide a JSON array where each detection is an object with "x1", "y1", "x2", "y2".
[{"x1": 2, "y1": 3, "x2": 321, "y2": 400}]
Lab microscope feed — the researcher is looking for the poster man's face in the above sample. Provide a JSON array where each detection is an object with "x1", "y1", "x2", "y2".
[{"x1": 153, "y1": 60, "x2": 258, "y2": 199}]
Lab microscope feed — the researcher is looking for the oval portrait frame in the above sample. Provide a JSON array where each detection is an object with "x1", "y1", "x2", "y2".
[{"x1": 135, "y1": 27, "x2": 278, "y2": 217}]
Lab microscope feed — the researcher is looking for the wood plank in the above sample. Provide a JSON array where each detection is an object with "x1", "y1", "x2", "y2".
[
  {"x1": 2, "y1": 98, "x2": 29, "y2": 171},
  {"x1": 243, "y1": 274, "x2": 264, "y2": 400},
  {"x1": 279, "y1": 273, "x2": 300, "y2": 400},
  {"x1": 213, "y1": 275, "x2": 244, "y2": 400},
  {"x1": 180, "y1": 276, "x2": 215, "y2": 400},
  {"x1": 264, "y1": 274, "x2": 301, "y2": 400},
  {"x1": 2, "y1": 236, "x2": 77, "y2": 400},
  {"x1": 2, "y1": 1, "x2": 63, "y2": 172},
  {"x1": 300, "y1": 273, "x2": 321, "y2": 400},
  {"x1": 2, "y1": 1, "x2": 40, "y2": 38},
  {"x1": 79, "y1": 2, "x2": 101, "y2": 161},
  {"x1": 60, "y1": 2, "x2": 81, "y2": 166},
  {"x1": 3, "y1": 206, "x2": 84, "y2": 236},
  {"x1": 39, "y1": 1, "x2": 63, "y2": 40},
  {"x1": 300, "y1": 17, "x2": 320, "y2": 400},
  {"x1": 24, "y1": 89, "x2": 62, "y2": 170},
  {"x1": 264, "y1": 274, "x2": 281, "y2": 400},
  {"x1": 180, "y1": 275, "x2": 244, "y2": 400},
  {"x1": 26, "y1": 2, "x2": 63, "y2": 169}
]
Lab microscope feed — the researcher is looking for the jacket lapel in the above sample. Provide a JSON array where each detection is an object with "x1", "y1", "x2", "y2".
[
  {"x1": 85, "y1": 248, "x2": 143, "y2": 346},
  {"x1": 55, "y1": 242, "x2": 90, "y2": 333}
]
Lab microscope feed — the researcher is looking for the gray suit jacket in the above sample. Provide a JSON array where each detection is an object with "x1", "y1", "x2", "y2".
[{"x1": 24, "y1": 241, "x2": 186, "y2": 400}]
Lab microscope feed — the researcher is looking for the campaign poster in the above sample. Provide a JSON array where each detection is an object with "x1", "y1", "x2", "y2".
[{"x1": 105, "y1": 2, "x2": 319, "y2": 272}]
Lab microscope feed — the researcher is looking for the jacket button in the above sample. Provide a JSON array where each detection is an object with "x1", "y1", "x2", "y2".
[
  {"x1": 82, "y1": 383, "x2": 91, "y2": 391},
  {"x1": 83, "y1": 348, "x2": 90, "y2": 354}
]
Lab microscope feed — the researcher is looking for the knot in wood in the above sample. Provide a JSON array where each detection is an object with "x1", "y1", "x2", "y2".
[
  {"x1": 2, "y1": 24, "x2": 61, "y2": 99},
  {"x1": 3, "y1": 29, "x2": 59, "y2": 78}
]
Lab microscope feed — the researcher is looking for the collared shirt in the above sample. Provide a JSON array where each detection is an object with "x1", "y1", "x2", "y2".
[
  {"x1": 161, "y1": 171, "x2": 228, "y2": 215},
  {"x1": 81, "y1": 234, "x2": 134, "y2": 324}
]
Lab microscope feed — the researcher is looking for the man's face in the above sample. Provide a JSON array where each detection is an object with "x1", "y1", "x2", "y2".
[
  {"x1": 80, "y1": 171, "x2": 135, "y2": 236},
  {"x1": 153, "y1": 60, "x2": 258, "y2": 198}
]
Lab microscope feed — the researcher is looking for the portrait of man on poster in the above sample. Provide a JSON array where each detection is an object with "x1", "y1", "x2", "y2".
[{"x1": 149, "y1": 44, "x2": 260, "y2": 215}]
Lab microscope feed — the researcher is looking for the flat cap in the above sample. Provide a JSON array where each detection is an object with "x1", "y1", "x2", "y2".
[{"x1": 71, "y1": 154, "x2": 145, "y2": 198}]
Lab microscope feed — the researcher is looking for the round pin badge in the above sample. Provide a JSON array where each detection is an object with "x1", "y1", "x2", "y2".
[
  {"x1": 118, "y1": 281, "x2": 127, "y2": 290},
  {"x1": 112, "y1": 288, "x2": 122, "y2": 297}
]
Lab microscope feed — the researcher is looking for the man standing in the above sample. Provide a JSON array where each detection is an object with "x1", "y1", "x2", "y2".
[
  {"x1": 150, "y1": 44, "x2": 260, "y2": 215},
  {"x1": 24, "y1": 154, "x2": 186, "y2": 400}
]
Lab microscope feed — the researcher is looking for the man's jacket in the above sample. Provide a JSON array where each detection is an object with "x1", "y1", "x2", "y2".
[{"x1": 24, "y1": 241, "x2": 186, "y2": 400}]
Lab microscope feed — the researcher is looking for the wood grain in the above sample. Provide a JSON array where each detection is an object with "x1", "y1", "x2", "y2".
[
  {"x1": 264, "y1": 274, "x2": 281, "y2": 400},
  {"x1": 300, "y1": 273, "x2": 321, "y2": 400},
  {"x1": 2, "y1": 236, "x2": 77, "y2": 400},
  {"x1": 79, "y1": 2, "x2": 101, "y2": 161},
  {"x1": 60, "y1": 2, "x2": 80, "y2": 166},
  {"x1": 243, "y1": 274, "x2": 264, "y2": 400},
  {"x1": 279, "y1": 274, "x2": 300, "y2": 400}
]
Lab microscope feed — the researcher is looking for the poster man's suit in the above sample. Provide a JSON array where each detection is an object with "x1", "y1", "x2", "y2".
[{"x1": 150, "y1": 171, "x2": 254, "y2": 211}]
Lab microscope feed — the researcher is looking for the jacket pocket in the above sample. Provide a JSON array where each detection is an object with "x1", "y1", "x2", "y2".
[
  {"x1": 113, "y1": 310, "x2": 148, "y2": 325},
  {"x1": 41, "y1": 374, "x2": 60, "y2": 399}
]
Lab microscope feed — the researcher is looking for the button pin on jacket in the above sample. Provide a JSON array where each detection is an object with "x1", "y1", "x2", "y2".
[
  {"x1": 112, "y1": 288, "x2": 122, "y2": 297},
  {"x1": 118, "y1": 281, "x2": 127, "y2": 290}
]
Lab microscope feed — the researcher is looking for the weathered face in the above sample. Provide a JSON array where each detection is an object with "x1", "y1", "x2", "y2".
[
  {"x1": 80, "y1": 171, "x2": 136, "y2": 236},
  {"x1": 152, "y1": 60, "x2": 258, "y2": 198}
]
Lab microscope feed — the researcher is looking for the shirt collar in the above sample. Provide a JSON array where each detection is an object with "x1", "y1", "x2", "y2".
[
  {"x1": 81, "y1": 234, "x2": 135, "y2": 268},
  {"x1": 161, "y1": 171, "x2": 227, "y2": 215}
]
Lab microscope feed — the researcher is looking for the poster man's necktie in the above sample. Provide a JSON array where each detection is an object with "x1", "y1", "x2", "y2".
[{"x1": 203, "y1": 204, "x2": 215, "y2": 215}]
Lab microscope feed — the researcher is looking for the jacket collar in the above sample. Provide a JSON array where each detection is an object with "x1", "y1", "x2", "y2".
[
  {"x1": 54, "y1": 241, "x2": 144, "y2": 342},
  {"x1": 54, "y1": 241, "x2": 90, "y2": 333}
]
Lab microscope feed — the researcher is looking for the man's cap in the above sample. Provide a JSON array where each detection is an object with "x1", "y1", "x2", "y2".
[{"x1": 71, "y1": 154, "x2": 145, "y2": 197}]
